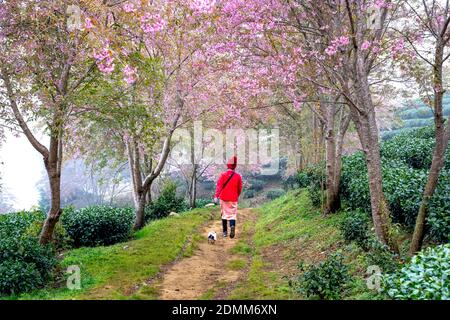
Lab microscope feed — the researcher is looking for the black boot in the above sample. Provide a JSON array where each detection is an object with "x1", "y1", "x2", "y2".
[{"x1": 230, "y1": 226, "x2": 235, "y2": 239}]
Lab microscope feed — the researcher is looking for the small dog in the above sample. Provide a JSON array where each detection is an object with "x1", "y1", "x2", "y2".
[{"x1": 207, "y1": 231, "x2": 217, "y2": 244}]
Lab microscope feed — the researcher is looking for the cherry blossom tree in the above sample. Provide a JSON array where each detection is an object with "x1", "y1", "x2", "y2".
[
  {"x1": 392, "y1": 0, "x2": 450, "y2": 254},
  {"x1": 0, "y1": 0, "x2": 98, "y2": 243}
]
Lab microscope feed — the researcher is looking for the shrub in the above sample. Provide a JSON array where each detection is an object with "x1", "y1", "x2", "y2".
[
  {"x1": 296, "y1": 253, "x2": 351, "y2": 300},
  {"x1": 0, "y1": 210, "x2": 46, "y2": 238},
  {"x1": 307, "y1": 186, "x2": 325, "y2": 207},
  {"x1": 62, "y1": 206, "x2": 134, "y2": 247},
  {"x1": 194, "y1": 198, "x2": 213, "y2": 208},
  {"x1": 341, "y1": 141, "x2": 450, "y2": 241},
  {"x1": 24, "y1": 218, "x2": 73, "y2": 251},
  {"x1": 0, "y1": 236, "x2": 57, "y2": 295},
  {"x1": 243, "y1": 189, "x2": 256, "y2": 199},
  {"x1": 248, "y1": 179, "x2": 265, "y2": 192},
  {"x1": 340, "y1": 210, "x2": 369, "y2": 248},
  {"x1": 427, "y1": 170, "x2": 450, "y2": 242},
  {"x1": 365, "y1": 238, "x2": 400, "y2": 274},
  {"x1": 266, "y1": 188, "x2": 286, "y2": 200},
  {"x1": 381, "y1": 135, "x2": 435, "y2": 169},
  {"x1": 383, "y1": 244, "x2": 450, "y2": 300},
  {"x1": 144, "y1": 181, "x2": 187, "y2": 223},
  {"x1": 296, "y1": 163, "x2": 326, "y2": 189},
  {"x1": 282, "y1": 174, "x2": 299, "y2": 190}
]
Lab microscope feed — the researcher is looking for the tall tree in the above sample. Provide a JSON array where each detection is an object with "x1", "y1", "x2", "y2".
[
  {"x1": 393, "y1": 0, "x2": 450, "y2": 254},
  {"x1": 0, "y1": 0, "x2": 97, "y2": 243}
]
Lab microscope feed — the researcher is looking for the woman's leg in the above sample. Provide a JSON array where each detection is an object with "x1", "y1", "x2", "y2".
[
  {"x1": 230, "y1": 219, "x2": 236, "y2": 238},
  {"x1": 222, "y1": 219, "x2": 228, "y2": 237}
]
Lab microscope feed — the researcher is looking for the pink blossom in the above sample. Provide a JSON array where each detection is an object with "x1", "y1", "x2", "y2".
[
  {"x1": 361, "y1": 40, "x2": 371, "y2": 50},
  {"x1": 85, "y1": 17, "x2": 93, "y2": 30},
  {"x1": 123, "y1": 65, "x2": 137, "y2": 84},
  {"x1": 94, "y1": 46, "x2": 115, "y2": 74},
  {"x1": 391, "y1": 38, "x2": 405, "y2": 58},
  {"x1": 123, "y1": 3, "x2": 137, "y2": 13},
  {"x1": 374, "y1": 0, "x2": 389, "y2": 9},
  {"x1": 190, "y1": 0, "x2": 217, "y2": 14},
  {"x1": 141, "y1": 13, "x2": 167, "y2": 34}
]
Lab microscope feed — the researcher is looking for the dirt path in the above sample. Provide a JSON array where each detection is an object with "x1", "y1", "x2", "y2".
[{"x1": 156, "y1": 208, "x2": 254, "y2": 300}]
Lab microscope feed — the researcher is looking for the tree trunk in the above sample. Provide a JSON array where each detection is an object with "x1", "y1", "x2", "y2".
[
  {"x1": 355, "y1": 111, "x2": 398, "y2": 253},
  {"x1": 410, "y1": 41, "x2": 450, "y2": 255},
  {"x1": 39, "y1": 163, "x2": 62, "y2": 244},
  {"x1": 325, "y1": 123, "x2": 341, "y2": 214},
  {"x1": 133, "y1": 192, "x2": 146, "y2": 231},
  {"x1": 344, "y1": 53, "x2": 398, "y2": 253},
  {"x1": 39, "y1": 133, "x2": 63, "y2": 244},
  {"x1": 189, "y1": 164, "x2": 198, "y2": 208}
]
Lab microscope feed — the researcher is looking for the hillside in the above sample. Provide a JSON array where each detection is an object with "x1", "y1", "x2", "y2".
[
  {"x1": 4, "y1": 190, "x2": 378, "y2": 300},
  {"x1": 382, "y1": 95, "x2": 450, "y2": 140}
]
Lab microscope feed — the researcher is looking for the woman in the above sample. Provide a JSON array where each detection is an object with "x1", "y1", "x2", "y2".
[{"x1": 214, "y1": 156, "x2": 243, "y2": 238}]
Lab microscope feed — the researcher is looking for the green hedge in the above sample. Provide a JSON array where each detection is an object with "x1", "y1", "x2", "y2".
[
  {"x1": 295, "y1": 253, "x2": 350, "y2": 300},
  {"x1": 340, "y1": 126, "x2": 449, "y2": 242},
  {"x1": 62, "y1": 206, "x2": 134, "y2": 247},
  {"x1": 266, "y1": 188, "x2": 286, "y2": 200},
  {"x1": 0, "y1": 211, "x2": 57, "y2": 295},
  {"x1": 341, "y1": 152, "x2": 449, "y2": 241},
  {"x1": 144, "y1": 181, "x2": 187, "y2": 223},
  {"x1": 383, "y1": 244, "x2": 450, "y2": 300}
]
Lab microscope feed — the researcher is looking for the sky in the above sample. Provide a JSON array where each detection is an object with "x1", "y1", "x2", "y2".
[{"x1": 0, "y1": 131, "x2": 46, "y2": 210}]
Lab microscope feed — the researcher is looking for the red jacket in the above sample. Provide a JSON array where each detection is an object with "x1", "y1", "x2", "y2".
[{"x1": 214, "y1": 169, "x2": 243, "y2": 202}]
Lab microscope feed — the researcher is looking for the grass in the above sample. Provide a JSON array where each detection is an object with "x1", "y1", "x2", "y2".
[
  {"x1": 13, "y1": 208, "x2": 214, "y2": 300},
  {"x1": 229, "y1": 189, "x2": 379, "y2": 300}
]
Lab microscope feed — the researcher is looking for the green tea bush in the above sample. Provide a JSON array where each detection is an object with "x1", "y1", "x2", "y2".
[
  {"x1": 381, "y1": 136, "x2": 435, "y2": 169},
  {"x1": 296, "y1": 253, "x2": 351, "y2": 300},
  {"x1": 383, "y1": 244, "x2": 450, "y2": 300},
  {"x1": 248, "y1": 179, "x2": 265, "y2": 192},
  {"x1": 194, "y1": 198, "x2": 213, "y2": 208},
  {"x1": 307, "y1": 186, "x2": 325, "y2": 207},
  {"x1": 62, "y1": 206, "x2": 134, "y2": 247},
  {"x1": 340, "y1": 210, "x2": 369, "y2": 248},
  {"x1": 340, "y1": 145, "x2": 449, "y2": 241},
  {"x1": 427, "y1": 170, "x2": 450, "y2": 242},
  {"x1": 0, "y1": 210, "x2": 45, "y2": 238},
  {"x1": 296, "y1": 163, "x2": 326, "y2": 189},
  {"x1": 0, "y1": 212, "x2": 57, "y2": 295},
  {"x1": 266, "y1": 188, "x2": 286, "y2": 200},
  {"x1": 145, "y1": 181, "x2": 187, "y2": 222},
  {"x1": 365, "y1": 238, "x2": 400, "y2": 274},
  {"x1": 243, "y1": 189, "x2": 256, "y2": 199}
]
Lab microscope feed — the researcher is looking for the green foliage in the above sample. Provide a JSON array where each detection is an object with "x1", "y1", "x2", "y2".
[
  {"x1": 0, "y1": 210, "x2": 46, "y2": 238},
  {"x1": 427, "y1": 170, "x2": 450, "y2": 242},
  {"x1": 365, "y1": 238, "x2": 400, "y2": 274},
  {"x1": 247, "y1": 179, "x2": 265, "y2": 192},
  {"x1": 62, "y1": 206, "x2": 134, "y2": 247},
  {"x1": 265, "y1": 188, "x2": 286, "y2": 200},
  {"x1": 295, "y1": 253, "x2": 351, "y2": 300},
  {"x1": 296, "y1": 163, "x2": 326, "y2": 189},
  {"x1": 383, "y1": 244, "x2": 450, "y2": 300},
  {"x1": 340, "y1": 210, "x2": 369, "y2": 248},
  {"x1": 243, "y1": 189, "x2": 256, "y2": 199},
  {"x1": 340, "y1": 134, "x2": 450, "y2": 242},
  {"x1": 0, "y1": 211, "x2": 57, "y2": 295},
  {"x1": 381, "y1": 136, "x2": 435, "y2": 169},
  {"x1": 194, "y1": 198, "x2": 213, "y2": 208},
  {"x1": 307, "y1": 186, "x2": 325, "y2": 207},
  {"x1": 144, "y1": 181, "x2": 187, "y2": 223},
  {"x1": 295, "y1": 163, "x2": 326, "y2": 207}
]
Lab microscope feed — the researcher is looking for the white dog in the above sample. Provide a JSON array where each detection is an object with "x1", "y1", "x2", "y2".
[{"x1": 207, "y1": 231, "x2": 217, "y2": 244}]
